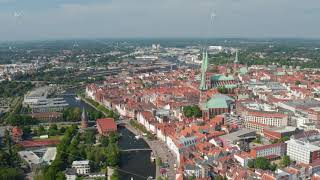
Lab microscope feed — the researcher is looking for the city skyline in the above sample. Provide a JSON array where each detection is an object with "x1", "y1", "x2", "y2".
[{"x1": 1, "y1": 0, "x2": 320, "y2": 41}]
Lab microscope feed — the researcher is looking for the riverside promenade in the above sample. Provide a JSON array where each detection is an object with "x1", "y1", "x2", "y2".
[{"x1": 123, "y1": 120, "x2": 176, "y2": 180}]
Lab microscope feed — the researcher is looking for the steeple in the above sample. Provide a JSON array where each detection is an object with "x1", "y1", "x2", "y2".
[
  {"x1": 199, "y1": 49, "x2": 208, "y2": 91},
  {"x1": 233, "y1": 49, "x2": 239, "y2": 75},
  {"x1": 234, "y1": 49, "x2": 238, "y2": 64},
  {"x1": 81, "y1": 107, "x2": 88, "y2": 129}
]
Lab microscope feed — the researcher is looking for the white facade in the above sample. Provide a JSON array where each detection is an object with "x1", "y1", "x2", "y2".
[
  {"x1": 166, "y1": 136, "x2": 180, "y2": 165},
  {"x1": 72, "y1": 160, "x2": 90, "y2": 175},
  {"x1": 244, "y1": 114, "x2": 288, "y2": 127},
  {"x1": 149, "y1": 123, "x2": 156, "y2": 134},
  {"x1": 156, "y1": 128, "x2": 167, "y2": 142},
  {"x1": 286, "y1": 139, "x2": 320, "y2": 164},
  {"x1": 234, "y1": 154, "x2": 250, "y2": 168}
]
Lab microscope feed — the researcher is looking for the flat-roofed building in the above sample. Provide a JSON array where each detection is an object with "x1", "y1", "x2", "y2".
[
  {"x1": 24, "y1": 86, "x2": 68, "y2": 113},
  {"x1": 286, "y1": 130, "x2": 320, "y2": 164},
  {"x1": 286, "y1": 139, "x2": 320, "y2": 164},
  {"x1": 72, "y1": 160, "x2": 90, "y2": 175},
  {"x1": 42, "y1": 147, "x2": 57, "y2": 165},
  {"x1": 263, "y1": 126, "x2": 301, "y2": 140},
  {"x1": 219, "y1": 129, "x2": 256, "y2": 147},
  {"x1": 244, "y1": 111, "x2": 288, "y2": 127},
  {"x1": 18, "y1": 151, "x2": 41, "y2": 170}
]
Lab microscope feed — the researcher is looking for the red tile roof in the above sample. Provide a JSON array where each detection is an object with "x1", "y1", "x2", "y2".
[
  {"x1": 96, "y1": 118, "x2": 117, "y2": 135},
  {"x1": 19, "y1": 139, "x2": 60, "y2": 148}
]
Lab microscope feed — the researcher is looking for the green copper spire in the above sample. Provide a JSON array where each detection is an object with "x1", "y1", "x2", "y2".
[{"x1": 199, "y1": 50, "x2": 208, "y2": 91}]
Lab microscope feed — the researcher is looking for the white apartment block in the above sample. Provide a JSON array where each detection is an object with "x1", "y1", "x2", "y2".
[
  {"x1": 72, "y1": 160, "x2": 90, "y2": 175},
  {"x1": 286, "y1": 139, "x2": 320, "y2": 164}
]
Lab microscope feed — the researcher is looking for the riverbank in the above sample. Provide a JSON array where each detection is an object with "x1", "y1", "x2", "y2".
[
  {"x1": 78, "y1": 94, "x2": 119, "y2": 120},
  {"x1": 123, "y1": 120, "x2": 176, "y2": 179},
  {"x1": 62, "y1": 89, "x2": 156, "y2": 180}
]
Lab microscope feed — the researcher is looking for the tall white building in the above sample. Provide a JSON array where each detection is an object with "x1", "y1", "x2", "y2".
[
  {"x1": 286, "y1": 131, "x2": 320, "y2": 164},
  {"x1": 286, "y1": 139, "x2": 320, "y2": 164}
]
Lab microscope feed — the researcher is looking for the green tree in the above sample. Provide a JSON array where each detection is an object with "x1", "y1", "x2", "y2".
[
  {"x1": 106, "y1": 143, "x2": 120, "y2": 166},
  {"x1": 48, "y1": 124, "x2": 58, "y2": 136},
  {"x1": 254, "y1": 157, "x2": 272, "y2": 170},
  {"x1": 38, "y1": 125, "x2": 47, "y2": 136},
  {"x1": 0, "y1": 168, "x2": 24, "y2": 180},
  {"x1": 21, "y1": 126, "x2": 32, "y2": 140},
  {"x1": 280, "y1": 155, "x2": 291, "y2": 167},
  {"x1": 183, "y1": 105, "x2": 202, "y2": 118},
  {"x1": 217, "y1": 86, "x2": 228, "y2": 94},
  {"x1": 84, "y1": 130, "x2": 96, "y2": 145},
  {"x1": 59, "y1": 127, "x2": 66, "y2": 134},
  {"x1": 110, "y1": 169, "x2": 120, "y2": 180},
  {"x1": 156, "y1": 157, "x2": 163, "y2": 166},
  {"x1": 253, "y1": 135, "x2": 262, "y2": 144},
  {"x1": 270, "y1": 163, "x2": 277, "y2": 171},
  {"x1": 4, "y1": 130, "x2": 13, "y2": 159},
  {"x1": 100, "y1": 136, "x2": 109, "y2": 146}
]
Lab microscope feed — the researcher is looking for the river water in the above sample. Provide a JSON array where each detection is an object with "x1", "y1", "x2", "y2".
[{"x1": 62, "y1": 89, "x2": 156, "y2": 180}]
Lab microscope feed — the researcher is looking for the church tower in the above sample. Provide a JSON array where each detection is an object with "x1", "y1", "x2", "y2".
[
  {"x1": 81, "y1": 108, "x2": 88, "y2": 129},
  {"x1": 199, "y1": 50, "x2": 208, "y2": 91},
  {"x1": 199, "y1": 49, "x2": 209, "y2": 120},
  {"x1": 233, "y1": 49, "x2": 239, "y2": 76}
]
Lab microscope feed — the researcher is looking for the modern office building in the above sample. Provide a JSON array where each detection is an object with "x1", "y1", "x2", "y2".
[
  {"x1": 24, "y1": 86, "x2": 68, "y2": 113},
  {"x1": 286, "y1": 130, "x2": 320, "y2": 164}
]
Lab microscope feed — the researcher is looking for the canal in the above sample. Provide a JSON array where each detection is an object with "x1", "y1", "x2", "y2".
[{"x1": 62, "y1": 88, "x2": 156, "y2": 180}]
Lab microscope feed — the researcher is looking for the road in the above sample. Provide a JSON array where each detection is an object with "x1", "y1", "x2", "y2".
[{"x1": 122, "y1": 119, "x2": 176, "y2": 180}]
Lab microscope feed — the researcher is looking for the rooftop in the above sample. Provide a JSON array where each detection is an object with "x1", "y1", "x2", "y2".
[
  {"x1": 72, "y1": 160, "x2": 90, "y2": 166},
  {"x1": 220, "y1": 129, "x2": 256, "y2": 142},
  {"x1": 206, "y1": 93, "x2": 234, "y2": 109}
]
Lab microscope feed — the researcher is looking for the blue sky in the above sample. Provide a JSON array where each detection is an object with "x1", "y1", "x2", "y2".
[{"x1": 1, "y1": 0, "x2": 320, "y2": 41}]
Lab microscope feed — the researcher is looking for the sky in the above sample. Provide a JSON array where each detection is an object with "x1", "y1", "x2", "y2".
[{"x1": 1, "y1": 0, "x2": 320, "y2": 41}]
